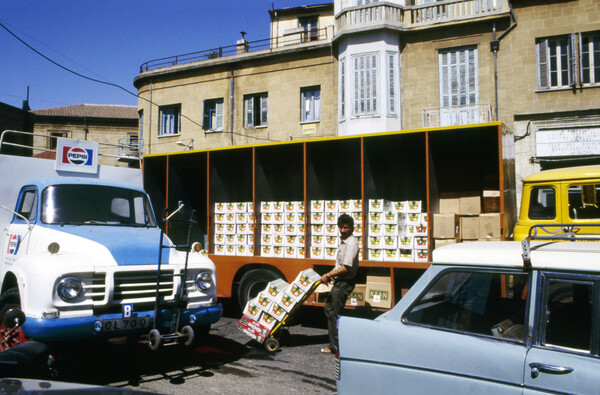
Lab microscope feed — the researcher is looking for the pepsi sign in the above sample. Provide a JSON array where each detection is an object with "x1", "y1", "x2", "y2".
[
  {"x1": 55, "y1": 138, "x2": 99, "y2": 174},
  {"x1": 6, "y1": 234, "x2": 20, "y2": 255}
]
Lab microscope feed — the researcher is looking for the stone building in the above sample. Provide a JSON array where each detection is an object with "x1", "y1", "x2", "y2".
[
  {"x1": 134, "y1": 0, "x2": 600, "y2": 201},
  {"x1": 31, "y1": 104, "x2": 140, "y2": 167}
]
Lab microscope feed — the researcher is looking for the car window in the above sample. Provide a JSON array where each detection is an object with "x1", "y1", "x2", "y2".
[
  {"x1": 529, "y1": 186, "x2": 556, "y2": 220},
  {"x1": 17, "y1": 190, "x2": 37, "y2": 221},
  {"x1": 568, "y1": 184, "x2": 600, "y2": 220},
  {"x1": 542, "y1": 277, "x2": 594, "y2": 352},
  {"x1": 405, "y1": 270, "x2": 529, "y2": 341}
]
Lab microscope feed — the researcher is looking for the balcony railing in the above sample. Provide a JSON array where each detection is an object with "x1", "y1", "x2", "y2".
[
  {"x1": 140, "y1": 27, "x2": 331, "y2": 73},
  {"x1": 422, "y1": 103, "x2": 492, "y2": 128},
  {"x1": 117, "y1": 137, "x2": 143, "y2": 161},
  {"x1": 336, "y1": 0, "x2": 509, "y2": 35}
]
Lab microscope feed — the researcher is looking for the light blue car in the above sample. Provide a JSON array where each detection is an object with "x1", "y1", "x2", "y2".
[{"x1": 336, "y1": 238, "x2": 600, "y2": 394}]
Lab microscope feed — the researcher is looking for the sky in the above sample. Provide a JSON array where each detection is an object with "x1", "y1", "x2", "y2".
[{"x1": 1, "y1": 0, "x2": 328, "y2": 110}]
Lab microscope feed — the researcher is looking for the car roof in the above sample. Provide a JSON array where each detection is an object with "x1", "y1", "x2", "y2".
[
  {"x1": 522, "y1": 165, "x2": 600, "y2": 183},
  {"x1": 432, "y1": 241, "x2": 600, "y2": 272},
  {"x1": 24, "y1": 177, "x2": 146, "y2": 193}
]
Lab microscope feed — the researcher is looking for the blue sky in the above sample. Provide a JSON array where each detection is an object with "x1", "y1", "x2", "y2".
[{"x1": 0, "y1": 0, "x2": 328, "y2": 110}]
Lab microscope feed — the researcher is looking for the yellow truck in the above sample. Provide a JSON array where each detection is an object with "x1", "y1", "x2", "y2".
[{"x1": 513, "y1": 165, "x2": 600, "y2": 241}]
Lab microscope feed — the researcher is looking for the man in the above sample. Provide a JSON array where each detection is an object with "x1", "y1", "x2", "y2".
[{"x1": 320, "y1": 213, "x2": 359, "y2": 354}]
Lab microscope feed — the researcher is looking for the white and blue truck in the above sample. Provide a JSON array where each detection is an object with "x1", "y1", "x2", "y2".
[{"x1": 0, "y1": 136, "x2": 221, "y2": 350}]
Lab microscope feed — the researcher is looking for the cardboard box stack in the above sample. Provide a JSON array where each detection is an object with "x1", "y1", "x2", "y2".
[
  {"x1": 366, "y1": 275, "x2": 392, "y2": 308},
  {"x1": 259, "y1": 201, "x2": 306, "y2": 258},
  {"x1": 213, "y1": 202, "x2": 254, "y2": 256},
  {"x1": 237, "y1": 269, "x2": 321, "y2": 343},
  {"x1": 367, "y1": 199, "x2": 428, "y2": 263},
  {"x1": 310, "y1": 199, "x2": 363, "y2": 260},
  {"x1": 433, "y1": 190, "x2": 501, "y2": 249},
  {"x1": 313, "y1": 282, "x2": 367, "y2": 307}
]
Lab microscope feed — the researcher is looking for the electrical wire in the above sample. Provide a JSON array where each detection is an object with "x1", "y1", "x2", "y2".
[{"x1": 0, "y1": 21, "x2": 276, "y2": 143}]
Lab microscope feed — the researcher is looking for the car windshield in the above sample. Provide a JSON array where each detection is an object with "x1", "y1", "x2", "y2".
[{"x1": 41, "y1": 184, "x2": 156, "y2": 227}]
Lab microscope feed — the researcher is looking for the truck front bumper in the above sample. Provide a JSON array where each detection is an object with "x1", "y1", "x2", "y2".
[{"x1": 22, "y1": 303, "x2": 223, "y2": 342}]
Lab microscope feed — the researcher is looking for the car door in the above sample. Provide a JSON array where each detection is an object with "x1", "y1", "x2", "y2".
[
  {"x1": 524, "y1": 273, "x2": 600, "y2": 394},
  {"x1": 338, "y1": 268, "x2": 531, "y2": 394}
]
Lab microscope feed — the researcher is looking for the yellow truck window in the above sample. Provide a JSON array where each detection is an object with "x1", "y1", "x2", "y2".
[
  {"x1": 529, "y1": 186, "x2": 556, "y2": 219},
  {"x1": 568, "y1": 184, "x2": 600, "y2": 220}
]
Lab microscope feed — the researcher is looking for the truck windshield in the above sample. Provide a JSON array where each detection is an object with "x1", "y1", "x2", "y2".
[{"x1": 41, "y1": 185, "x2": 156, "y2": 227}]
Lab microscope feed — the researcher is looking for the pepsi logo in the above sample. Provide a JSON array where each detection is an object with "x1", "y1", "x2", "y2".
[
  {"x1": 67, "y1": 147, "x2": 89, "y2": 165},
  {"x1": 7, "y1": 234, "x2": 20, "y2": 255}
]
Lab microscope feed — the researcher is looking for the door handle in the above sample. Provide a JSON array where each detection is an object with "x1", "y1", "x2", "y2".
[{"x1": 529, "y1": 362, "x2": 574, "y2": 378}]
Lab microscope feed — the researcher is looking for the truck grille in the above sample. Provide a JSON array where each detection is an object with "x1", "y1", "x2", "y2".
[{"x1": 114, "y1": 270, "x2": 176, "y2": 303}]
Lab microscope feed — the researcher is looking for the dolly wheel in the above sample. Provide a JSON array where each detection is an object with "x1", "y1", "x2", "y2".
[
  {"x1": 264, "y1": 337, "x2": 279, "y2": 353},
  {"x1": 182, "y1": 325, "x2": 195, "y2": 347},
  {"x1": 148, "y1": 329, "x2": 162, "y2": 351}
]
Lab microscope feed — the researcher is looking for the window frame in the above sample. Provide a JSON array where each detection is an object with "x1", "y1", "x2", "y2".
[
  {"x1": 438, "y1": 46, "x2": 478, "y2": 108},
  {"x1": 581, "y1": 31, "x2": 600, "y2": 86},
  {"x1": 300, "y1": 86, "x2": 321, "y2": 123},
  {"x1": 203, "y1": 98, "x2": 224, "y2": 132},
  {"x1": 158, "y1": 104, "x2": 181, "y2": 137},
  {"x1": 244, "y1": 93, "x2": 268, "y2": 128},
  {"x1": 386, "y1": 51, "x2": 399, "y2": 117},
  {"x1": 351, "y1": 52, "x2": 379, "y2": 117},
  {"x1": 535, "y1": 271, "x2": 599, "y2": 356},
  {"x1": 528, "y1": 185, "x2": 557, "y2": 220}
]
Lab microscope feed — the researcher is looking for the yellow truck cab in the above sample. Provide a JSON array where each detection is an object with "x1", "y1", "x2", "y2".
[{"x1": 513, "y1": 165, "x2": 600, "y2": 241}]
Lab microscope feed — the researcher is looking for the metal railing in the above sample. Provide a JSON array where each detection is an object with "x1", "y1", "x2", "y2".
[
  {"x1": 422, "y1": 103, "x2": 492, "y2": 127},
  {"x1": 139, "y1": 27, "x2": 331, "y2": 73},
  {"x1": 0, "y1": 130, "x2": 143, "y2": 163}
]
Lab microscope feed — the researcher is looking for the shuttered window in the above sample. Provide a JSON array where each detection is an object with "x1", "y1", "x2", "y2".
[
  {"x1": 159, "y1": 105, "x2": 181, "y2": 136},
  {"x1": 537, "y1": 35, "x2": 577, "y2": 89},
  {"x1": 581, "y1": 32, "x2": 600, "y2": 85},
  {"x1": 387, "y1": 51, "x2": 398, "y2": 116},
  {"x1": 244, "y1": 93, "x2": 268, "y2": 127},
  {"x1": 439, "y1": 47, "x2": 478, "y2": 107},
  {"x1": 352, "y1": 53, "x2": 378, "y2": 116},
  {"x1": 340, "y1": 58, "x2": 346, "y2": 121},
  {"x1": 203, "y1": 99, "x2": 224, "y2": 131}
]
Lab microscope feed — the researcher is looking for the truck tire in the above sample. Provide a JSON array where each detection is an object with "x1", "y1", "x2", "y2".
[
  {"x1": 237, "y1": 269, "x2": 284, "y2": 310},
  {"x1": 0, "y1": 289, "x2": 27, "y2": 351}
]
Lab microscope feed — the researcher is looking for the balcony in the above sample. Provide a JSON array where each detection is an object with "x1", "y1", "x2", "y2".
[
  {"x1": 335, "y1": 0, "x2": 509, "y2": 37},
  {"x1": 117, "y1": 137, "x2": 143, "y2": 162},
  {"x1": 422, "y1": 103, "x2": 492, "y2": 127}
]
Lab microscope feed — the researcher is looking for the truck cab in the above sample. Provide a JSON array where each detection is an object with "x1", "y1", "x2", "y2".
[
  {"x1": 513, "y1": 165, "x2": 600, "y2": 241},
  {"x1": 0, "y1": 177, "x2": 222, "y2": 349}
]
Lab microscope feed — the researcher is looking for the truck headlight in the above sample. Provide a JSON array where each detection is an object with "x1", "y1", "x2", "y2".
[
  {"x1": 57, "y1": 277, "x2": 83, "y2": 301},
  {"x1": 195, "y1": 272, "x2": 213, "y2": 291}
]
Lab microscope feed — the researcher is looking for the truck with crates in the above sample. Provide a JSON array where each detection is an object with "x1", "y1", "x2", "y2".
[{"x1": 142, "y1": 123, "x2": 516, "y2": 310}]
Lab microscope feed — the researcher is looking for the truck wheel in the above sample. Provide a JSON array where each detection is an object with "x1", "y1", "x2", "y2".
[
  {"x1": 181, "y1": 325, "x2": 195, "y2": 347},
  {"x1": 0, "y1": 289, "x2": 27, "y2": 351},
  {"x1": 237, "y1": 269, "x2": 284, "y2": 310},
  {"x1": 147, "y1": 329, "x2": 162, "y2": 351}
]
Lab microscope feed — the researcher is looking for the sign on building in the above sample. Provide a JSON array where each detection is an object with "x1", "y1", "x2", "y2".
[
  {"x1": 536, "y1": 127, "x2": 600, "y2": 158},
  {"x1": 55, "y1": 138, "x2": 99, "y2": 174}
]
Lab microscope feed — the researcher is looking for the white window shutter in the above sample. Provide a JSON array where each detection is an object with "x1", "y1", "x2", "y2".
[
  {"x1": 537, "y1": 40, "x2": 549, "y2": 89},
  {"x1": 216, "y1": 101, "x2": 223, "y2": 130},
  {"x1": 245, "y1": 98, "x2": 253, "y2": 126},
  {"x1": 260, "y1": 95, "x2": 268, "y2": 125},
  {"x1": 569, "y1": 33, "x2": 578, "y2": 87}
]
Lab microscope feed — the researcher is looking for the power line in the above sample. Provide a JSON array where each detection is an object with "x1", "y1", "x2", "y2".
[{"x1": 0, "y1": 21, "x2": 276, "y2": 143}]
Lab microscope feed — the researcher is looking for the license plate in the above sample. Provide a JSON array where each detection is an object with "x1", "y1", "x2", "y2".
[{"x1": 100, "y1": 316, "x2": 150, "y2": 332}]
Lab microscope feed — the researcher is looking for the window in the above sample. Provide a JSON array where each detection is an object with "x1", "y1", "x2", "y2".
[
  {"x1": 299, "y1": 16, "x2": 318, "y2": 42},
  {"x1": 528, "y1": 186, "x2": 556, "y2": 220},
  {"x1": 568, "y1": 184, "x2": 600, "y2": 219},
  {"x1": 49, "y1": 131, "x2": 68, "y2": 150},
  {"x1": 542, "y1": 277, "x2": 593, "y2": 351},
  {"x1": 203, "y1": 98, "x2": 224, "y2": 131},
  {"x1": 340, "y1": 58, "x2": 346, "y2": 121},
  {"x1": 138, "y1": 110, "x2": 143, "y2": 136},
  {"x1": 581, "y1": 32, "x2": 600, "y2": 85},
  {"x1": 244, "y1": 93, "x2": 268, "y2": 127},
  {"x1": 439, "y1": 47, "x2": 478, "y2": 107},
  {"x1": 352, "y1": 53, "x2": 378, "y2": 116},
  {"x1": 301, "y1": 87, "x2": 320, "y2": 122},
  {"x1": 17, "y1": 189, "x2": 37, "y2": 221},
  {"x1": 405, "y1": 270, "x2": 528, "y2": 340},
  {"x1": 537, "y1": 35, "x2": 576, "y2": 89},
  {"x1": 159, "y1": 105, "x2": 181, "y2": 136},
  {"x1": 387, "y1": 51, "x2": 398, "y2": 116}
]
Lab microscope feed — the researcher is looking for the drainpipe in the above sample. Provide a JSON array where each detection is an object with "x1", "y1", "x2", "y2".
[
  {"x1": 490, "y1": 0, "x2": 517, "y2": 122},
  {"x1": 230, "y1": 69, "x2": 234, "y2": 146}
]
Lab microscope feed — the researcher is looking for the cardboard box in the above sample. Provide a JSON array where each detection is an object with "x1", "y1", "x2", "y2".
[
  {"x1": 439, "y1": 193, "x2": 460, "y2": 214},
  {"x1": 310, "y1": 246, "x2": 323, "y2": 259},
  {"x1": 325, "y1": 224, "x2": 338, "y2": 236},
  {"x1": 311, "y1": 211, "x2": 324, "y2": 224},
  {"x1": 346, "y1": 284, "x2": 366, "y2": 307},
  {"x1": 433, "y1": 213, "x2": 459, "y2": 239},
  {"x1": 384, "y1": 249, "x2": 399, "y2": 261},
  {"x1": 243, "y1": 300, "x2": 262, "y2": 320},
  {"x1": 434, "y1": 238, "x2": 458, "y2": 249},
  {"x1": 293, "y1": 269, "x2": 321, "y2": 292},
  {"x1": 314, "y1": 282, "x2": 333, "y2": 303},
  {"x1": 237, "y1": 314, "x2": 270, "y2": 343},
  {"x1": 368, "y1": 248, "x2": 383, "y2": 260},
  {"x1": 413, "y1": 236, "x2": 428, "y2": 249},
  {"x1": 479, "y1": 213, "x2": 501, "y2": 240},
  {"x1": 415, "y1": 249, "x2": 429, "y2": 263},
  {"x1": 398, "y1": 249, "x2": 414, "y2": 262},
  {"x1": 366, "y1": 275, "x2": 392, "y2": 308},
  {"x1": 368, "y1": 199, "x2": 385, "y2": 212},
  {"x1": 339, "y1": 200, "x2": 352, "y2": 213},
  {"x1": 325, "y1": 212, "x2": 338, "y2": 224},
  {"x1": 325, "y1": 200, "x2": 339, "y2": 213},
  {"x1": 325, "y1": 247, "x2": 337, "y2": 259},
  {"x1": 258, "y1": 312, "x2": 279, "y2": 330},
  {"x1": 277, "y1": 290, "x2": 300, "y2": 312},
  {"x1": 369, "y1": 223, "x2": 383, "y2": 236},
  {"x1": 483, "y1": 190, "x2": 500, "y2": 213},
  {"x1": 256, "y1": 292, "x2": 275, "y2": 312},
  {"x1": 311, "y1": 200, "x2": 324, "y2": 212},
  {"x1": 460, "y1": 195, "x2": 481, "y2": 216},
  {"x1": 460, "y1": 216, "x2": 480, "y2": 240}
]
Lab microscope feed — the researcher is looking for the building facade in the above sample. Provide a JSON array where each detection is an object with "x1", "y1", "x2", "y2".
[{"x1": 134, "y1": 0, "x2": 600, "y2": 201}]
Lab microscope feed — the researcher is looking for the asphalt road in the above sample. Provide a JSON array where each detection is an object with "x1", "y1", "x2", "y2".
[{"x1": 50, "y1": 303, "x2": 365, "y2": 394}]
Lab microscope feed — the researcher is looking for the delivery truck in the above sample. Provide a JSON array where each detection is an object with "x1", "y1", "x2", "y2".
[{"x1": 142, "y1": 122, "x2": 517, "y2": 309}]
